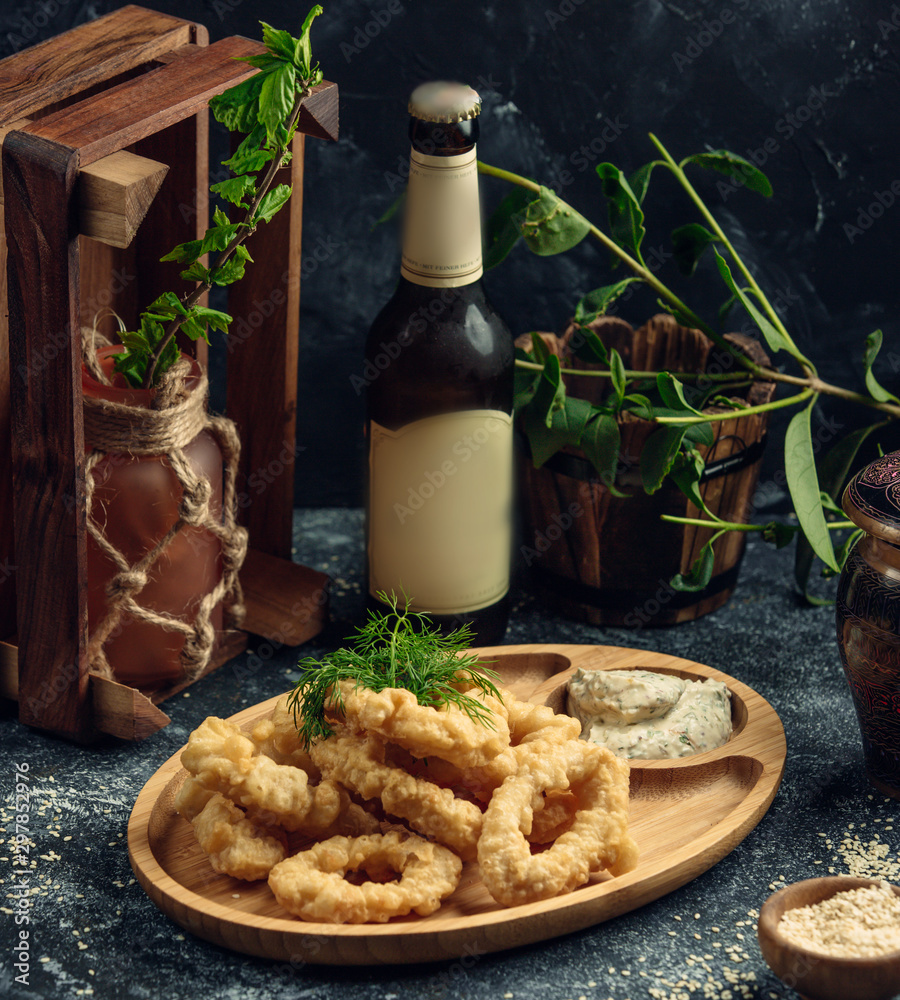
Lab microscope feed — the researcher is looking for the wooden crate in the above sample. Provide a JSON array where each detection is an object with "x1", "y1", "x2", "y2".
[{"x1": 0, "y1": 6, "x2": 339, "y2": 741}]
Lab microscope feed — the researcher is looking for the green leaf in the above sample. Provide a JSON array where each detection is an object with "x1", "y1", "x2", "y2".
[
  {"x1": 201, "y1": 223, "x2": 242, "y2": 255},
  {"x1": 574, "y1": 279, "x2": 642, "y2": 324},
  {"x1": 254, "y1": 183, "x2": 292, "y2": 224},
  {"x1": 191, "y1": 306, "x2": 232, "y2": 335},
  {"x1": 793, "y1": 422, "x2": 881, "y2": 602},
  {"x1": 671, "y1": 222, "x2": 718, "y2": 277},
  {"x1": 657, "y1": 372, "x2": 704, "y2": 416},
  {"x1": 784, "y1": 402, "x2": 839, "y2": 573},
  {"x1": 160, "y1": 239, "x2": 202, "y2": 264},
  {"x1": 113, "y1": 348, "x2": 147, "y2": 388},
  {"x1": 180, "y1": 314, "x2": 208, "y2": 343},
  {"x1": 483, "y1": 187, "x2": 531, "y2": 269},
  {"x1": 517, "y1": 187, "x2": 590, "y2": 256},
  {"x1": 669, "y1": 448, "x2": 714, "y2": 517},
  {"x1": 762, "y1": 522, "x2": 797, "y2": 549},
  {"x1": 670, "y1": 539, "x2": 716, "y2": 592},
  {"x1": 224, "y1": 125, "x2": 274, "y2": 175},
  {"x1": 529, "y1": 330, "x2": 551, "y2": 366},
  {"x1": 713, "y1": 249, "x2": 796, "y2": 359},
  {"x1": 209, "y1": 74, "x2": 264, "y2": 133},
  {"x1": 235, "y1": 52, "x2": 284, "y2": 71},
  {"x1": 294, "y1": 5, "x2": 323, "y2": 77},
  {"x1": 181, "y1": 261, "x2": 211, "y2": 284},
  {"x1": 682, "y1": 150, "x2": 773, "y2": 198},
  {"x1": 259, "y1": 61, "x2": 296, "y2": 142},
  {"x1": 372, "y1": 192, "x2": 405, "y2": 231},
  {"x1": 623, "y1": 393, "x2": 653, "y2": 420},
  {"x1": 569, "y1": 326, "x2": 609, "y2": 366},
  {"x1": 683, "y1": 421, "x2": 714, "y2": 448},
  {"x1": 521, "y1": 396, "x2": 593, "y2": 469},
  {"x1": 609, "y1": 349, "x2": 626, "y2": 408},
  {"x1": 529, "y1": 352, "x2": 565, "y2": 428},
  {"x1": 260, "y1": 20, "x2": 297, "y2": 61},
  {"x1": 629, "y1": 161, "x2": 657, "y2": 205},
  {"x1": 148, "y1": 291, "x2": 187, "y2": 316},
  {"x1": 863, "y1": 329, "x2": 900, "y2": 404},
  {"x1": 119, "y1": 329, "x2": 149, "y2": 351},
  {"x1": 209, "y1": 257, "x2": 246, "y2": 286},
  {"x1": 836, "y1": 528, "x2": 864, "y2": 570},
  {"x1": 579, "y1": 411, "x2": 622, "y2": 492},
  {"x1": 211, "y1": 174, "x2": 255, "y2": 207},
  {"x1": 595, "y1": 162, "x2": 645, "y2": 257},
  {"x1": 641, "y1": 426, "x2": 689, "y2": 494},
  {"x1": 514, "y1": 359, "x2": 541, "y2": 411},
  {"x1": 233, "y1": 244, "x2": 253, "y2": 263}
]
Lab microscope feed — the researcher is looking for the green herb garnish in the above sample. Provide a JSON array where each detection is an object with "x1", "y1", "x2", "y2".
[
  {"x1": 113, "y1": 7, "x2": 325, "y2": 389},
  {"x1": 287, "y1": 592, "x2": 502, "y2": 749}
]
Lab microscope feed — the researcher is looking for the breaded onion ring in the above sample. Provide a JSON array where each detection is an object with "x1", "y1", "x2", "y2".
[
  {"x1": 329, "y1": 680, "x2": 511, "y2": 769},
  {"x1": 310, "y1": 729, "x2": 483, "y2": 860},
  {"x1": 268, "y1": 831, "x2": 462, "y2": 923},
  {"x1": 181, "y1": 717, "x2": 344, "y2": 834},
  {"x1": 478, "y1": 739, "x2": 638, "y2": 907}
]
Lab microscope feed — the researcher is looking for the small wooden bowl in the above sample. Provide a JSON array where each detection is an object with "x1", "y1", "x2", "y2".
[{"x1": 757, "y1": 877, "x2": 900, "y2": 1000}]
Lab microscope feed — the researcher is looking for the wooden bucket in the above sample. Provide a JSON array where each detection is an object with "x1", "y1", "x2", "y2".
[{"x1": 518, "y1": 314, "x2": 775, "y2": 626}]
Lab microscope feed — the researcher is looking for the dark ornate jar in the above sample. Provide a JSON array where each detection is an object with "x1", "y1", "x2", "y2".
[{"x1": 837, "y1": 451, "x2": 900, "y2": 799}]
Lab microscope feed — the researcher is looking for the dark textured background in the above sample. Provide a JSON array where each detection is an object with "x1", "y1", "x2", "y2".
[{"x1": 3, "y1": 0, "x2": 900, "y2": 506}]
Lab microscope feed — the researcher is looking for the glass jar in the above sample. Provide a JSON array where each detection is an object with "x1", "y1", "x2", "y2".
[
  {"x1": 83, "y1": 347, "x2": 223, "y2": 689},
  {"x1": 836, "y1": 452, "x2": 900, "y2": 799}
]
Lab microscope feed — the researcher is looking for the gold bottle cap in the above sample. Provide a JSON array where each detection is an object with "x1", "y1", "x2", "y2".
[{"x1": 408, "y1": 81, "x2": 481, "y2": 123}]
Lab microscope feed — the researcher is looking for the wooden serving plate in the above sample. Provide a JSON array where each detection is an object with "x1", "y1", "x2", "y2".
[{"x1": 127, "y1": 644, "x2": 786, "y2": 964}]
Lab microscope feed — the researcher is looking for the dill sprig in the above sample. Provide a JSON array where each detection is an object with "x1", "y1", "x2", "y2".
[{"x1": 287, "y1": 592, "x2": 502, "y2": 749}]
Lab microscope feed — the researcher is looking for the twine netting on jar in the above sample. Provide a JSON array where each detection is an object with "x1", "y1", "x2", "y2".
[{"x1": 82, "y1": 337, "x2": 248, "y2": 683}]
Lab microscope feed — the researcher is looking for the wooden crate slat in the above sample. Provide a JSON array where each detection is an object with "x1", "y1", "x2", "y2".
[
  {"x1": 226, "y1": 137, "x2": 304, "y2": 558},
  {"x1": 0, "y1": 6, "x2": 196, "y2": 126},
  {"x1": 25, "y1": 36, "x2": 262, "y2": 165},
  {"x1": 5, "y1": 131, "x2": 93, "y2": 741}
]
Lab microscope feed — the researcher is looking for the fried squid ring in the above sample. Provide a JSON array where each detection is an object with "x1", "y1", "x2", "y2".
[
  {"x1": 268, "y1": 831, "x2": 462, "y2": 923},
  {"x1": 188, "y1": 792, "x2": 287, "y2": 881},
  {"x1": 477, "y1": 739, "x2": 639, "y2": 907},
  {"x1": 329, "y1": 680, "x2": 511, "y2": 769},
  {"x1": 310, "y1": 729, "x2": 483, "y2": 860},
  {"x1": 181, "y1": 717, "x2": 345, "y2": 834},
  {"x1": 250, "y1": 694, "x2": 321, "y2": 779}
]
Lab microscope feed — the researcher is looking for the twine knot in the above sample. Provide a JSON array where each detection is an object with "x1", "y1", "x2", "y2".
[
  {"x1": 180, "y1": 477, "x2": 213, "y2": 525},
  {"x1": 106, "y1": 569, "x2": 149, "y2": 600}
]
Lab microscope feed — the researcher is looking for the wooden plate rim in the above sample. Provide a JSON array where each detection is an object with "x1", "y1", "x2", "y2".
[{"x1": 127, "y1": 643, "x2": 787, "y2": 964}]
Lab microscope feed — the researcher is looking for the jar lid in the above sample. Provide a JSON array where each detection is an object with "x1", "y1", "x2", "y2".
[
  {"x1": 408, "y1": 81, "x2": 481, "y2": 123},
  {"x1": 842, "y1": 450, "x2": 900, "y2": 543}
]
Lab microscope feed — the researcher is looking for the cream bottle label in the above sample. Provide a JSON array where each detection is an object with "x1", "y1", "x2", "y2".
[
  {"x1": 400, "y1": 148, "x2": 484, "y2": 288},
  {"x1": 368, "y1": 410, "x2": 512, "y2": 614}
]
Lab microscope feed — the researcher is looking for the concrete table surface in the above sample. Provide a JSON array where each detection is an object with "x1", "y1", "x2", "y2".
[{"x1": 2, "y1": 510, "x2": 897, "y2": 1000}]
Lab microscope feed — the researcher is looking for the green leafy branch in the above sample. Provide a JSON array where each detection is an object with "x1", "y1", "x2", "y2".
[
  {"x1": 112, "y1": 8, "x2": 324, "y2": 390},
  {"x1": 479, "y1": 137, "x2": 900, "y2": 595}
]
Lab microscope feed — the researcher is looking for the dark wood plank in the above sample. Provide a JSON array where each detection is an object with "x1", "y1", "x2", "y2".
[
  {"x1": 0, "y1": 227, "x2": 15, "y2": 641},
  {"x1": 4, "y1": 131, "x2": 94, "y2": 741},
  {"x1": 226, "y1": 137, "x2": 305, "y2": 557},
  {"x1": 0, "y1": 6, "x2": 195, "y2": 126},
  {"x1": 239, "y1": 548, "x2": 329, "y2": 646},
  {"x1": 24, "y1": 37, "x2": 260, "y2": 166}
]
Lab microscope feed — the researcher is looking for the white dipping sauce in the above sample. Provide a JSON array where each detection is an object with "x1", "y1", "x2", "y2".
[{"x1": 566, "y1": 668, "x2": 732, "y2": 760}]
